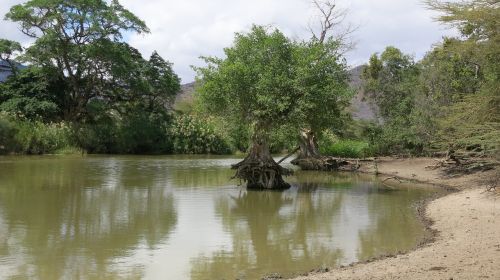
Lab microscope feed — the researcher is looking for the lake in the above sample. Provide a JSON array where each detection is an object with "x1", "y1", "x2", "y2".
[{"x1": 0, "y1": 155, "x2": 441, "y2": 279}]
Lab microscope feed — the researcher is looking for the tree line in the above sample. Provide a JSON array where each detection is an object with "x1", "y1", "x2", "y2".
[{"x1": 0, "y1": 0, "x2": 498, "y2": 188}]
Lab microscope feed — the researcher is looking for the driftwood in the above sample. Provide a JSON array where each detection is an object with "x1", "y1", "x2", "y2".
[
  {"x1": 426, "y1": 149, "x2": 497, "y2": 175},
  {"x1": 291, "y1": 156, "x2": 367, "y2": 171},
  {"x1": 277, "y1": 146, "x2": 300, "y2": 164}
]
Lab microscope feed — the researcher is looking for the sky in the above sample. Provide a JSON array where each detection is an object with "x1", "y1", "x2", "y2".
[{"x1": 0, "y1": 0, "x2": 457, "y2": 83}]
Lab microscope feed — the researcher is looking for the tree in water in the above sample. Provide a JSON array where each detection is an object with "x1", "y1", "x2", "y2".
[
  {"x1": 196, "y1": 25, "x2": 351, "y2": 188},
  {"x1": 196, "y1": 26, "x2": 298, "y2": 189},
  {"x1": 292, "y1": 0, "x2": 353, "y2": 170},
  {"x1": 291, "y1": 39, "x2": 351, "y2": 170}
]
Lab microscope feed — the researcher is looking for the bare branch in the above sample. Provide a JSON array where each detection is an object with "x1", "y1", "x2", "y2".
[{"x1": 309, "y1": 0, "x2": 358, "y2": 53}]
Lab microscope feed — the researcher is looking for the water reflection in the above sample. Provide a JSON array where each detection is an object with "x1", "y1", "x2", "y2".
[
  {"x1": 357, "y1": 186, "x2": 429, "y2": 260},
  {"x1": 0, "y1": 156, "x2": 441, "y2": 280},
  {"x1": 190, "y1": 176, "x2": 348, "y2": 279},
  {"x1": 0, "y1": 157, "x2": 177, "y2": 279}
]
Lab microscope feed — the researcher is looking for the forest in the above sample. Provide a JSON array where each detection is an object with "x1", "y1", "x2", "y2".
[{"x1": 0, "y1": 0, "x2": 498, "y2": 184}]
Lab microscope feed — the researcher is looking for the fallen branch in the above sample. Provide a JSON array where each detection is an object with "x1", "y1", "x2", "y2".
[{"x1": 277, "y1": 146, "x2": 300, "y2": 164}]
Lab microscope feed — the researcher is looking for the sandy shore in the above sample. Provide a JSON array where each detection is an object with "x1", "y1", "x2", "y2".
[{"x1": 293, "y1": 157, "x2": 500, "y2": 280}]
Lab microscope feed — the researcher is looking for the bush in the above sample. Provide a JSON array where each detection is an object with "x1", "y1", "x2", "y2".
[
  {"x1": 170, "y1": 114, "x2": 231, "y2": 154},
  {"x1": 73, "y1": 121, "x2": 120, "y2": 154},
  {"x1": 0, "y1": 112, "x2": 78, "y2": 155},
  {"x1": 15, "y1": 120, "x2": 74, "y2": 154},
  {"x1": 0, "y1": 113, "x2": 18, "y2": 154},
  {"x1": 320, "y1": 137, "x2": 374, "y2": 158},
  {"x1": 119, "y1": 111, "x2": 172, "y2": 154}
]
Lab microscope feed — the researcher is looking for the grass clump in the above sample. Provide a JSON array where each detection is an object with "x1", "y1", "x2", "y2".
[{"x1": 321, "y1": 140, "x2": 374, "y2": 158}]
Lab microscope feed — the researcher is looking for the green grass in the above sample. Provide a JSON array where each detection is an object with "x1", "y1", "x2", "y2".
[{"x1": 320, "y1": 140, "x2": 374, "y2": 158}]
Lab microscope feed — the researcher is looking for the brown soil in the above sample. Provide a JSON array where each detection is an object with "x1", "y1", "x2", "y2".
[{"x1": 292, "y1": 157, "x2": 500, "y2": 280}]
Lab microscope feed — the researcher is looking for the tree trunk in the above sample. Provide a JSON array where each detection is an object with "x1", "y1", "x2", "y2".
[
  {"x1": 232, "y1": 137, "x2": 292, "y2": 189},
  {"x1": 296, "y1": 129, "x2": 320, "y2": 159},
  {"x1": 291, "y1": 129, "x2": 330, "y2": 170},
  {"x1": 291, "y1": 128, "x2": 361, "y2": 171}
]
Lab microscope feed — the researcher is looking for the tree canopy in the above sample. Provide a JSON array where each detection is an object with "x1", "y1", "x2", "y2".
[
  {"x1": 4, "y1": 0, "x2": 167, "y2": 120},
  {"x1": 196, "y1": 25, "x2": 349, "y2": 143}
]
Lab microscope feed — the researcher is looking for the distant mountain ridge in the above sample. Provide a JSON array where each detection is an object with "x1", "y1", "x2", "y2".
[{"x1": 348, "y1": 65, "x2": 378, "y2": 121}]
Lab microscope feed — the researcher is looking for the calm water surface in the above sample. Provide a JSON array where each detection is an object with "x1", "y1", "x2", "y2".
[{"x1": 0, "y1": 155, "x2": 441, "y2": 279}]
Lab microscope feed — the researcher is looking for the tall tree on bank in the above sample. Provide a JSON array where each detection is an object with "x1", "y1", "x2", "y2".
[
  {"x1": 293, "y1": 0, "x2": 352, "y2": 168},
  {"x1": 362, "y1": 47, "x2": 423, "y2": 153},
  {"x1": 5, "y1": 0, "x2": 152, "y2": 121},
  {"x1": 423, "y1": 0, "x2": 499, "y2": 156}
]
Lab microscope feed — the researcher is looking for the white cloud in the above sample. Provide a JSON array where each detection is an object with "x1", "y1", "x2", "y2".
[{"x1": 1, "y1": 0, "x2": 456, "y2": 82}]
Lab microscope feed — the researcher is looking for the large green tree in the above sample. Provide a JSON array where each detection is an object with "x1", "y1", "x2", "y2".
[
  {"x1": 293, "y1": 0, "x2": 352, "y2": 166},
  {"x1": 291, "y1": 38, "x2": 351, "y2": 167},
  {"x1": 196, "y1": 25, "x2": 349, "y2": 188},
  {"x1": 423, "y1": 0, "x2": 499, "y2": 155},
  {"x1": 196, "y1": 26, "x2": 296, "y2": 189},
  {"x1": 362, "y1": 47, "x2": 424, "y2": 153},
  {"x1": 4, "y1": 0, "x2": 154, "y2": 121}
]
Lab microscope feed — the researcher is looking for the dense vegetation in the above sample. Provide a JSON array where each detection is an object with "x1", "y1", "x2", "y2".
[
  {"x1": 195, "y1": 25, "x2": 350, "y2": 188},
  {"x1": 0, "y1": 0, "x2": 498, "y2": 164},
  {"x1": 356, "y1": 0, "x2": 499, "y2": 157}
]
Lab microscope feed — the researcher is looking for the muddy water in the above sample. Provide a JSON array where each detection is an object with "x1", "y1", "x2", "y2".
[{"x1": 0, "y1": 155, "x2": 441, "y2": 279}]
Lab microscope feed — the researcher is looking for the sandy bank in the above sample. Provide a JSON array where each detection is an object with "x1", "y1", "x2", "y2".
[{"x1": 293, "y1": 157, "x2": 500, "y2": 280}]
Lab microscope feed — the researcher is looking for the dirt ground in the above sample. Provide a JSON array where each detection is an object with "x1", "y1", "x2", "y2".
[{"x1": 292, "y1": 157, "x2": 500, "y2": 280}]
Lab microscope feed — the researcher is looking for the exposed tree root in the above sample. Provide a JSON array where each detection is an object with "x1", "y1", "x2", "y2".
[
  {"x1": 232, "y1": 139, "x2": 292, "y2": 190},
  {"x1": 425, "y1": 149, "x2": 498, "y2": 176},
  {"x1": 232, "y1": 158, "x2": 292, "y2": 189}
]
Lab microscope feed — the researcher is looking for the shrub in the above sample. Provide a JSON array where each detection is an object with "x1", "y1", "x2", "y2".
[
  {"x1": 0, "y1": 113, "x2": 18, "y2": 154},
  {"x1": 73, "y1": 121, "x2": 120, "y2": 154},
  {"x1": 170, "y1": 114, "x2": 231, "y2": 154},
  {"x1": 15, "y1": 120, "x2": 74, "y2": 154},
  {"x1": 319, "y1": 132, "x2": 374, "y2": 158},
  {"x1": 119, "y1": 111, "x2": 172, "y2": 154}
]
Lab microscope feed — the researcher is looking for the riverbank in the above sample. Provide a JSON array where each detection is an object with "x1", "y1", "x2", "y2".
[{"x1": 293, "y1": 157, "x2": 500, "y2": 280}]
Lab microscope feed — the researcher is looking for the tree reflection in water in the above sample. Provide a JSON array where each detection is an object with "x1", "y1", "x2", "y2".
[
  {"x1": 190, "y1": 175, "x2": 345, "y2": 280},
  {"x1": 0, "y1": 156, "x2": 441, "y2": 280},
  {"x1": 0, "y1": 157, "x2": 178, "y2": 280}
]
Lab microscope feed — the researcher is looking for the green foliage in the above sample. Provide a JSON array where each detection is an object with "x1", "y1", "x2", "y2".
[
  {"x1": 5, "y1": 0, "x2": 152, "y2": 120},
  {"x1": 362, "y1": 46, "x2": 420, "y2": 121},
  {"x1": 293, "y1": 39, "x2": 351, "y2": 133},
  {"x1": 319, "y1": 131, "x2": 373, "y2": 158},
  {"x1": 119, "y1": 109, "x2": 172, "y2": 154},
  {"x1": 0, "y1": 113, "x2": 76, "y2": 154},
  {"x1": 196, "y1": 25, "x2": 349, "y2": 154},
  {"x1": 1, "y1": 0, "x2": 181, "y2": 155},
  {"x1": 169, "y1": 114, "x2": 231, "y2": 154},
  {"x1": 74, "y1": 102, "x2": 173, "y2": 154},
  {"x1": 422, "y1": 0, "x2": 500, "y2": 156},
  {"x1": 0, "y1": 39, "x2": 22, "y2": 60},
  {"x1": 268, "y1": 125, "x2": 297, "y2": 153},
  {"x1": 0, "y1": 39, "x2": 22, "y2": 76},
  {"x1": 0, "y1": 113, "x2": 18, "y2": 154},
  {"x1": 362, "y1": 46, "x2": 425, "y2": 154},
  {"x1": 0, "y1": 66, "x2": 66, "y2": 121},
  {"x1": 196, "y1": 26, "x2": 297, "y2": 138},
  {"x1": 15, "y1": 121, "x2": 73, "y2": 154}
]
